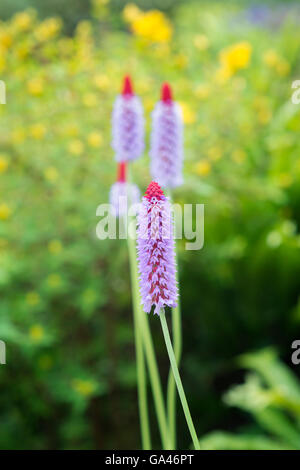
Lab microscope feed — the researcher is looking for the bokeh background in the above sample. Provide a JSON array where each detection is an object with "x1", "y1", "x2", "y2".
[{"x1": 1, "y1": 0, "x2": 300, "y2": 450}]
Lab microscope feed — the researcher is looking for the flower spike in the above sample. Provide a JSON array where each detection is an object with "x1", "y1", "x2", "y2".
[
  {"x1": 137, "y1": 181, "x2": 178, "y2": 314},
  {"x1": 109, "y1": 161, "x2": 140, "y2": 217},
  {"x1": 150, "y1": 83, "x2": 184, "y2": 189},
  {"x1": 112, "y1": 75, "x2": 145, "y2": 162}
]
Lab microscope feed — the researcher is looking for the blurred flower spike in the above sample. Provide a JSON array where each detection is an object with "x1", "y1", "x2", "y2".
[
  {"x1": 109, "y1": 161, "x2": 140, "y2": 217},
  {"x1": 150, "y1": 83, "x2": 184, "y2": 188},
  {"x1": 123, "y1": 4, "x2": 173, "y2": 43},
  {"x1": 111, "y1": 75, "x2": 145, "y2": 162},
  {"x1": 137, "y1": 182, "x2": 178, "y2": 314}
]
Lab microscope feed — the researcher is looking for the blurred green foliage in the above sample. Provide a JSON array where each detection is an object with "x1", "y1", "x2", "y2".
[
  {"x1": 201, "y1": 349, "x2": 300, "y2": 449},
  {"x1": 0, "y1": 0, "x2": 300, "y2": 449}
]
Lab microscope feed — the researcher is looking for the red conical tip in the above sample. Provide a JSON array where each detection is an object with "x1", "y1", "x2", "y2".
[
  {"x1": 144, "y1": 181, "x2": 165, "y2": 200},
  {"x1": 122, "y1": 75, "x2": 134, "y2": 97},
  {"x1": 161, "y1": 82, "x2": 173, "y2": 103},
  {"x1": 117, "y1": 161, "x2": 127, "y2": 183}
]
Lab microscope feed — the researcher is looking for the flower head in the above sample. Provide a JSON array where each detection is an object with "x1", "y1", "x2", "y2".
[
  {"x1": 112, "y1": 75, "x2": 144, "y2": 162},
  {"x1": 137, "y1": 181, "x2": 178, "y2": 314},
  {"x1": 150, "y1": 83, "x2": 184, "y2": 189},
  {"x1": 109, "y1": 161, "x2": 140, "y2": 216}
]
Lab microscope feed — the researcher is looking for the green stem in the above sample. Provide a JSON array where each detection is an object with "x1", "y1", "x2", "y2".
[
  {"x1": 160, "y1": 309, "x2": 200, "y2": 450},
  {"x1": 165, "y1": 189, "x2": 182, "y2": 449},
  {"x1": 126, "y1": 226, "x2": 151, "y2": 450},
  {"x1": 127, "y1": 234, "x2": 171, "y2": 449}
]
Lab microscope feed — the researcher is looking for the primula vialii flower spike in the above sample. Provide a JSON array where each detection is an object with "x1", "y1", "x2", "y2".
[
  {"x1": 109, "y1": 161, "x2": 140, "y2": 217},
  {"x1": 137, "y1": 181, "x2": 178, "y2": 315},
  {"x1": 150, "y1": 82, "x2": 183, "y2": 189},
  {"x1": 111, "y1": 75, "x2": 145, "y2": 162}
]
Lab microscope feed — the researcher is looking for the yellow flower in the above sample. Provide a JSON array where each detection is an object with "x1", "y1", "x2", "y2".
[
  {"x1": 11, "y1": 127, "x2": 26, "y2": 144},
  {"x1": 276, "y1": 60, "x2": 290, "y2": 77},
  {"x1": 219, "y1": 41, "x2": 252, "y2": 78},
  {"x1": 29, "y1": 324, "x2": 44, "y2": 342},
  {"x1": 48, "y1": 239, "x2": 62, "y2": 254},
  {"x1": 208, "y1": 146, "x2": 222, "y2": 161},
  {"x1": 35, "y1": 17, "x2": 61, "y2": 42},
  {"x1": 68, "y1": 139, "x2": 84, "y2": 156},
  {"x1": 26, "y1": 291, "x2": 40, "y2": 306},
  {"x1": 195, "y1": 160, "x2": 211, "y2": 176},
  {"x1": 179, "y1": 102, "x2": 196, "y2": 125},
  {"x1": 195, "y1": 83, "x2": 211, "y2": 100},
  {"x1": 198, "y1": 124, "x2": 210, "y2": 137},
  {"x1": 131, "y1": 10, "x2": 172, "y2": 43},
  {"x1": 82, "y1": 93, "x2": 98, "y2": 107},
  {"x1": 93, "y1": 73, "x2": 110, "y2": 90},
  {"x1": 0, "y1": 155, "x2": 9, "y2": 173},
  {"x1": 27, "y1": 77, "x2": 44, "y2": 96},
  {"x1": 38, "y1": 354, "x2": 53, "y2": 370},
  {"x1": 63, "y1": 123, "x2": 79, "y2": 137},
  {"x1": 263, "y1": 49, "x2": 279, "y2": 67},
  {"x1": 193, "y1": 34, "x2": 210, "y2": 50},
  {"x1": 29, "y1": 123, "x2": 47, "y2": 140},
  {"x1": 0, "y1": 203, "x2": 11, "y2": 220},
  {"x1": 258, "y1": 108, "x2": 272, "y2": 125},
  {"x1": 232, "y1": 149, "x2": 246, "y2": 164},
  {"x1": 72, "y1": 379, "x2": 96, "y2": 397},
  {"x1": 0, "y1": 52, "x2": 6, "y2": 73},
  {"x1": 87, "y1": 132, "x2": 103, "y2": 148},
  {"x1": 123, "y1": 3, "x2": 142, "y2": 23},
  {"x1": 47, "y1": 274, "x2": 62, "y2": 288},
  {"x1": 12, "y1": 10, "x2": 34, "y2": 32},
  {"x1": 44, "y1": 166, "x2": 59, "y2": 183}
]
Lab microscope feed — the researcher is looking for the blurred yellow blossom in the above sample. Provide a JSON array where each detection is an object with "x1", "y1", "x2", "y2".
[
  {"x1": 11, "y1": 127, "x2": 26, "y2": 144},
  {"x1": 263, "y1": 49, "x2": 280, "y2": 67},
  {"x1": 87, "y1": 132, "x2": 103, "y2": 148},
  {"x1": 29, "y1": 123, "x2": 47, "y2": 140},
  {"x1": 27, "y1": 77, "x2": 44, "y2": 96},
  {"x1": 12, "y1": 10, "x2": 34, "y2": 32},
  {"x1": 47, "y1": 274, "x2": 62, "y2": 288},
  {"x1": 63, "y1": 123, "x2": 79, "y2": 138},
  {"x1": 198, "y1": 124, "x2": 210, "y2": 137},
  {"x1": 35, "y1": 17, "x2": 61, "y2": 42},
  {"x1": 0, "y1": 29, "x2": 12, "y2": 49},
  {"x1": 276, "y1": 60, "x2": 290, "y2": 77},
  {"x1": 123, "y1": 3, "x2": 142, "y2": 23},
  {"x1": 93, "y1": 74, "x2": 110, "y2": 90},
  {"x1": 48, "y1": 239, "x2": 62, "y2": 254},
  {"x1": 195, "y1": 160, "x2": 211, "y2": 176},
  {"x1": 26, "y1": 291, "x2": 40, "y2": 306},
  {"x1": 0, "y1": 203, "x2": 11, "y2": 220},
  {"x1": 179, "y1": 102, "x2": 196, "y2": 124},
  {"x1": 208, "y1": 146, "x2": 223, "y2": 161},
  {"x1": 232, "y1": 149, "x2": 246, "y2": 164},
  {"x1": 219, "y1": 41, "x2": 252, "y2": 80},
  {"x1": 278, "y1": 172, "x2": 293, "y2": 188},
  {"x1": 193, "y1": 34, "x2": 210, "y2": 50},
  {"x1": 130, "y1": 10, "x2": 172, "y2": 43},
  {"x1": 82, "y1": 93, "x2": 98, "y2": 107},
  {"x1": 68, "y1": 139, "x2": 84, "y2": 155},
  {"x1": 0, "y1": 155, "x2": 9, "y2": 173},
  {"x1": 195, "y1": 83, "x2": 212, "y2": 100},
  {"x1": 44, "y1": 166, "x2": 59, "y2": 183},
  {"x1": 72, "y1": 378, "x2": 96, "y2": 397},
  {"x1": 29, "y1": 324, "x2": 44, "y2": 342}
]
